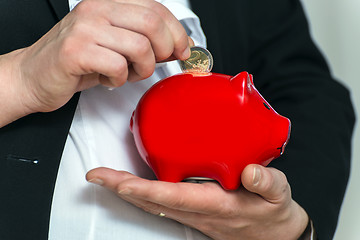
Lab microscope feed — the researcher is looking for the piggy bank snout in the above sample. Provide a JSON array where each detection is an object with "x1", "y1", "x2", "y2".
[{"x1": 274, "y1": 116, "x2": 291, "y2": 155}]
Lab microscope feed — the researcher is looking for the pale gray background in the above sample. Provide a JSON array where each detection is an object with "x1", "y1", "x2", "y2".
[{"x1": 301, "y1": 1, "x2": 359, "y2": 239}]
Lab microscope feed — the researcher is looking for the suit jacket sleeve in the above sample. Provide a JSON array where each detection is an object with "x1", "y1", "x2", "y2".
[
  {"x1": 191, "y1": 0, "x2": 356, "y2": 239},
  {"x1": 0, "y1": 1, "x2": 77, "y2": 239}
]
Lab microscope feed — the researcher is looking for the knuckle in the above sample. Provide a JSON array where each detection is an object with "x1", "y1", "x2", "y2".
[
  {"x1": 143, "y1": 65, "x2": 155, "y2": 79},
  {"x1": 132, "y1": 34, "x2": 152, "y2": 56},
  {"x1": 60, "y1": 37, "x2": 75, "y2": 56},
  {"x1": 74, "y1": 0, "x2": 99, "y2": 15},
  {"x1": 59, "y1": 37, "x2": 79, "y2": 67},
  {"x1": 114, "y1": 58, "x2": 128, "y2": 73},
  {"x1": 67, "y1": 22, "x2": 92, "y2": 44},
  {"x1": 265, "y1": 169, "x2": 291, "y2": 203},
  {"x1": 137, "y1": 66, "x2": 155, "y2": 80},
  {"x1": 155, "y1": 45, "x2": 173, "y2": 61},
  {"x1": 102, "y1": 58, "x2": 128, "y2": 87},
  {"x1": 141, "y1": 10, "x2": 163, "y2": 34},
  {"x1": 140, "y1": 60, "x2": 156, "y2": 79},
  {"x1": 277, "y1": 171, "x2": 290, "y2": 193},
  {"x1": 111, "y1": 63, "x2": 128, "y2": 86},
  {"x1": 262, "y1": 172, "x2": 276, "y2": 192},
  {"x1": 71, "y1": 20, "x2": 88, "y2": 33},
  {"x1": 174, "y1": 31, "x2": 189, "y2": 49}
]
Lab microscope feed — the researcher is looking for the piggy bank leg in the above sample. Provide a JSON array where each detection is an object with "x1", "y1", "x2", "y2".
[
  {"x1": 153, "y1": 163, "x2": 243, "y2": 190},
  {"x1": 154, "y1": 165, "x2": 186, "y2": 184},
  {"x1": 216, "y1": 171, "x2": 243, "y2": 190}
]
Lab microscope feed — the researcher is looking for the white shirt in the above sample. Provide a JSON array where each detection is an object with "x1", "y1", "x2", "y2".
[{"x1": 48, "y1": 1, "x2": 210, "y2": 239}]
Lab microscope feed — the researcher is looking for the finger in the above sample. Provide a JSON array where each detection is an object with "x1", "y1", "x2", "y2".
[
  {"x1": 64, "y1": 42, "x2": 129, "y2": 88},
  {"x1": 74, "y1": 0, "x2": 175, "y2": 61},
  {"x1": 118, "y1": 193, "x2": 206, "y2": 229},
  {"x1": 86, "y1": 168, "x2": 205, "y2": 223},
  {"x1": 118, "y1": 179, "x2": 226, "y2": 215},
  {"x1": 127, "y1": 64, "x2": 148, "y2": 82},
  {"x1": 86, "y1": 168, "x2": 232, "y2": 215},
  {"x1": 77, "y1": 73, "x2": 102, "y2": 90},
  {"x1": 95, "y1": 25, "x2": 156, "y2": 81},
  {"x1": 158, "y1": 36, "x2": 195, "y2": 63},
  {"x1": 241, "y1": 164, "x2": 291, "y2": 204},
  {"x1": 106, "y1": 2, "x2": 173, "y2": 60},
  {"x1": 188, "y1": 36, "x2": 195, "y2": 47},
  {"x1": 86, "y1": 167, "x2": 135, "y2": 189},
  {"x1": 111, "y1": 0, "x2": 190, "y2": 60}
]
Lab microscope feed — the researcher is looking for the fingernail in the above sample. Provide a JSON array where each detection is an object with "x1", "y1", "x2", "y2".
[
  {"x1": 181, "y1": 46, "x2": 191, "y2": 60},
  {"x1": 88, "y1": 178, "x2": 104, "y2": 186},
  {"x1": 253, "y1": 167, "x2": 261, "y2": 186},
  {"x1": 118, "y1": 188, "x2": 132, "y2": 195},
  {"x1": 188, "y1": 37, "x2": 195, "y2": 47}
]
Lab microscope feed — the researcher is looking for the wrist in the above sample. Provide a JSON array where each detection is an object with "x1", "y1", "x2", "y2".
[{"x1": 0, "y1": 49, "x2": 35, "y2": 127}]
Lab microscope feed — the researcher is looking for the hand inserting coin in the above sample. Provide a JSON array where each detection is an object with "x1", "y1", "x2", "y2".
[{"x1": 180, "y1": 46, "x2": 213, "y2": 73}]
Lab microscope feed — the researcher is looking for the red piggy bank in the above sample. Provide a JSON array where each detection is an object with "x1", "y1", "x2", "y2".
[{"x1": 130, "y1": 71, "x2": 291, "y2": 190}]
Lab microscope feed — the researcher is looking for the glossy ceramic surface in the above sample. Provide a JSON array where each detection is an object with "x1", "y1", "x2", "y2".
[{"x1": 130, "y1": 72, "x2": 291, "y2": 190}]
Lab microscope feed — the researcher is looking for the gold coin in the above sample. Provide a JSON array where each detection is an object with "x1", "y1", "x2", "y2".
[{"x1": 180, "y1": 46, "x2": 213, "y2": 73}]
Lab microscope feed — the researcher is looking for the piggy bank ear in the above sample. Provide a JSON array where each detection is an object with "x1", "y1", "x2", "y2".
[{"x1": 230, "y1": 71, "x2": 253, "y2": 95}]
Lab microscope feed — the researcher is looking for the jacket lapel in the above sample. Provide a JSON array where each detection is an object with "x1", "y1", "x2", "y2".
[{"x1": 48, "y1": 0, "x2": 69, "y2": 20}]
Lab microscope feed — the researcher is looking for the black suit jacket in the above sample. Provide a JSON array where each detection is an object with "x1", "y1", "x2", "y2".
[{"x1": 0, "y1": 0, "x2": 355, "y2": 239}]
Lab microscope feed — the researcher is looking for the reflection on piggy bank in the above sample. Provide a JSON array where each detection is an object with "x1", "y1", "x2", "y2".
[{"x1": 130, "y1": 71, "x2": 291, "y2": 190}]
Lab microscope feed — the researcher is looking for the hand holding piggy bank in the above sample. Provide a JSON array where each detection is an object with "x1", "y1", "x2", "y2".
[{"x1": 130, "y1": 71, "x2": 290, "y2": 190}]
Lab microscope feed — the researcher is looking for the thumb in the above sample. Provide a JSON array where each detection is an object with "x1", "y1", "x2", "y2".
[{"x1": 241, "y1": 164, "x2": 291, "y2": 204}]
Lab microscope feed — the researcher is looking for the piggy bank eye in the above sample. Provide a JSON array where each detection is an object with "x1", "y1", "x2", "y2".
[{"x1": 263, "y1": 102, "x2": 271, "y2": 110}]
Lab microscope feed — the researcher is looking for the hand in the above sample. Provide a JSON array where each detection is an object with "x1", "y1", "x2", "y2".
[
  {"x1": 0, "y1": 0, "x2": 190, "y2": 126},
  {"x1": 86, "y1": 164, "x2": 309, "y2": 240}
]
